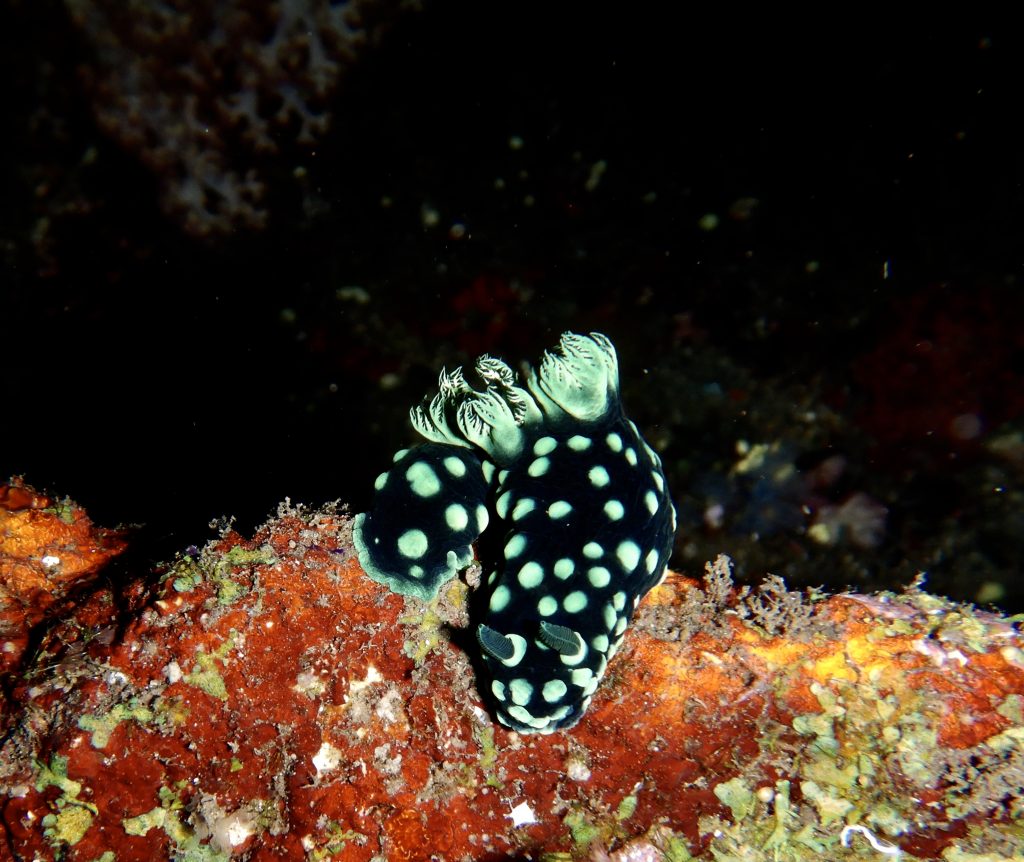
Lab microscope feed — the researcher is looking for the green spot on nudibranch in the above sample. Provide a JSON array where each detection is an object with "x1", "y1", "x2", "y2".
[
  {"x1": 543, "y1": 679, "x2": 568, "y2": 702},
  {"x1": 374, "y1": 471, "x2": 388, "y2": 491},
  {"x1": 559, "y1": 644, "x2": 589, "y2": 668},
  {"x1": 603, "y1": 499, "x2": 625, "y2": 520},
  {"x1": 517, "y1": 561, "x2": 545, "y2": 589},
  {"x1": 507, "y1": 705, "x2": 543, "y2": 727},
  {"x1": 406, "y1": 461, "x2": 441, "y2": 497},
  {"x1": 512, "y1": 498, "x2": 536, "y2": 520},
  {"x1": 554, "y1": 558, "x2": 575, "y2": 579},
  {"x1": 549, "y1": 705, "x2": 572, "y2": 721},
  {"x1": 490, "y1": 585, "x2": 511, "y2": 612},
  {"x1": 567, "y1": 435, "x2": 592, "y2": 451},
  {"x1": 500, "y1": 634, "x2": 529, "y2": 667},
  {"x1": 509, "y1": 678, "x2": 533, "y2": 705},
  {"x1": 606, "y1": 432, "x2": 623, "y2": 452},
  {"x1": 588, "y1": 465, "x2": 610, "y2": 487},
  {"x1": 534, "y1": 436, "x2": 558, "y2": 455},
  {"x1": 443, "y1": 456, "x2": 467, "y2": 477},
  {"x1": 528, "y1": 457, "x2": 550, "y2": 477},
  {"x1": 563, "y1": 590, "x2": 588, "y2": 613},
  {"x1": 548, "y1": 500, "x2": 573, "y2": 518},
  {"x1": 587, "y1": 567, "x2": 611, "y2": 588},
  {"x1": 537, "y1": 596, "x2": 558, "y2": 616},
  {"x1": 616, "y1": 540, "x2": 641, "y2": 572},
  {"x1": 571, "y1": 667, "x2": 593, "y2": 687},
  {"x1": 445, "y1": 503, "x2": 469, "y2": 531},
  {"x1": 645, "y1": 490, "x2": 659, "y2": 515},
  {"x1": 583, "y1": 541, "x2": 603, "y2": 559},
  {"x1": 504, "y1": 534, "x2": 527, "y2": 558},
  {"x1": 397, "y1": 529, "x2": 429, "y2": 559}
]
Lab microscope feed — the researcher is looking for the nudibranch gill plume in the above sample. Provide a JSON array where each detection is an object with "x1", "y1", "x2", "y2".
[{"x1": 353, "y1": 332, "x2": 677, "y2": 733}]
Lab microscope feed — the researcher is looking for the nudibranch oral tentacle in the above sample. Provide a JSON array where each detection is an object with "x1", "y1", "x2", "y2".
[{"x1": 352, "y1": 332, "x2": 677, "y2": 732}]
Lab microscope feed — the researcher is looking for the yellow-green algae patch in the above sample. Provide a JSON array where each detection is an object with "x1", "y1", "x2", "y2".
[
  {"x1": 800, "y1": 780, "x2": 853, "y2": 828},
  {"x1": 692, "y1": 577, "x2": 1024, "y2": 860},
  {"x1": 560, "y1": 790, "x2": 645, "y2": 856},
  {"x1": 183, "y1": 633, "x2": 237, "y2": 701},
  {"x1": 714, "y1": 776, "x2": 756, "y2": 822},
  {"x1": 399, "y1": 605, "x2": 445, "y2": 663},
  {"x1": 35, "y1": 755, "x2": 98, "y2": 848},
  {"x1": 43, "y1": 803, "x2": 95, "y2": 848},
  {"x1": 167, "y1": 543, "x2": 277, "y2": 606},
  {"x1": 306, "y1": 820, "x2": 367, "y2": 860},
  {"x1": 78, "y1": 699, "x2": 155, "y2": 748},
  {"x1": 34, "y1": 754, "x2": 82, "y2": 798},
  {"x1": 542, "y1": 824, "x2": 692, "y2": 862},
  {"x1": 399, "y1": 576, "x2": 471, "y2": 663},
  {"x1": 123, "y1": 786, "x2": 229, "y2": 862},
  {"x1": 472, "y1": 724, "x2": 502, "y2": 789},
  {"x1": 701, "y1": 674, "x2": 928, "y2": 855}
]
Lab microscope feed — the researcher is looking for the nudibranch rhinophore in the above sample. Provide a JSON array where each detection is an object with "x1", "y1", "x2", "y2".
[{"x1": 353, "y1": 332, "x2": 676, "y2": 733}]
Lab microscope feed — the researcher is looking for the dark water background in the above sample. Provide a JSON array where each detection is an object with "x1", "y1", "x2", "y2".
[{"x1": 2, "y1": 4, "x2": 1022, "y2": 609}]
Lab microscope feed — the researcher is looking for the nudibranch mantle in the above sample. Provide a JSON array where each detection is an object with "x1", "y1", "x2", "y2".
[{"x1": 353, "y1": 332, "x2": 677, "y2": 733}]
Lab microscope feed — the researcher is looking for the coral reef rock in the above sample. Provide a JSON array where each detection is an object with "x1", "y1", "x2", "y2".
[
  {"x1": 2, "y1": 487, "x2": 1024, "y2": 860},
  {"x1": 64, "y1": 0, "x2": 411, "y2": 236}
]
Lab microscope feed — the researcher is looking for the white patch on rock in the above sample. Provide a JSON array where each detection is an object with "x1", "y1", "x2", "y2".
[
  {"x1": 312, "y1": 741, "x2": 342, "y2": 775},
  {"x1": 507, "y1": 800, "x2": 537, "y2": 827}
]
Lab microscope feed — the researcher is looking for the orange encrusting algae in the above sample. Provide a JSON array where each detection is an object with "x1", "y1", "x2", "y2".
[
  {"x1": 0, "y1": 478, "x2": 126, "y2": 680},
  {"x1": 1, "y1": 484, "x2": 1023, "y2": 860}
]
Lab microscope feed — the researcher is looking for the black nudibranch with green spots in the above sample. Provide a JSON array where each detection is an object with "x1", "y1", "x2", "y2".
[{"x1": 353, "y1": 332, "x2": 676, "y2": 733}]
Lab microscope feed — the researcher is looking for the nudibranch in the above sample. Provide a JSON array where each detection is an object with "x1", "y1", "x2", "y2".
[{"x1": 353, "y1": 332, "x2": 676, "y2": 733}]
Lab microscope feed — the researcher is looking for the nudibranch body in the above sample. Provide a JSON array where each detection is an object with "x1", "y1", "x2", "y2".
[{"x1": 353, "y1": 333, "x2": 676, "y2": 733}]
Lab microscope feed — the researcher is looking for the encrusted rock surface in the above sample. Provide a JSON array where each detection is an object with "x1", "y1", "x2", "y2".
[
  {"x1": 0, "y1": 478, "x2": 126, "y2": 682},
  {"x1": 2, "y1": 485, "x2": 1024, "y2": 860}
]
